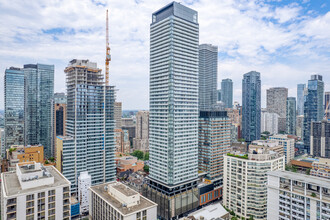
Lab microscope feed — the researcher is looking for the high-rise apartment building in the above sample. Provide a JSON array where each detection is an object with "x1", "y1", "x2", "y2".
[
  {"x1": 267, "y1": 170, "x2": 330, "y2": 220},
  {"x1": 133, "y1": 111, "x2": 149, "y2": 152},
  {"x1": 114, "y1": 102, "x2": 122, "y2": 128},
  {"x1": 303, "y1": 75, "x2": 324, "y2": 153},
  {"x1": 115, "y1": 129, "x2": 130, "y2": 154},
  {"x1": 199, "y1": 44, "x2": 218, "y2": 110},
  {"x1": 1, "y1": 162, "x2": 71, "y2": 220},
  {"x1": 52, "y1": 93, "x2": 67, "y2": 158},
  {"x1": 217, "y1": 89, "x2": 222, "y2": 101},
  {"x1": 58, "y1": 59, "x2": 115, "y2": 193},
  {"x1": 242, "y1": 71, "x2": 261, "y2": 142},
  {"x1": 24, "y1": 64, "x2": 54, "y2": 157},
  {"x1": 267, "y1": 87, "x2": 288, "y2": 133},
  {"x1": 286, "y1": 97, "x2": 296, "y2": 135},
  {"x1": 198, "y1": 111, "x2": 231, "y2": 180},
  {"x1": 4, "y1": 67, "x2": 25, "y2": 151},
  {"x1": 221, "y1": 79, "x2": 233, "y2": 108},
  {"x1": 325, "y1": 92, "x2": 330, "y2": 119},
  {"x1": 297, "y1": 84, "x2": 306, "y2": 116},
  {"x1": 311, "y1": 120, "x2": 330, "y2": 158},
  {"x1": 261, "y1": 110, "x2": 279, "y2": 135},
  {"x1": 296, "y1": 115, "x2": 304, "y2": 138},
  {"x1": 144, "y1": 2, "x2": 200, "y2": 219},
  {"x1": 223, "y1": 148, "x2": 285, "y2": 220}
]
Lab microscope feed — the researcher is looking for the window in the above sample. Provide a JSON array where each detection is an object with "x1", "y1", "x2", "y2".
[
  {"x1": 38, "y1": 192, "x2": 45, "y2": 198},
  {"x1": 26, "y1": 194, "x2": 34, "y2": 201}
]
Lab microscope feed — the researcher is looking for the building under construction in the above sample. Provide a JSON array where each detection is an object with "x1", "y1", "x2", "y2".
[{"x1": 57, "y1": 59, "x2": 116, "y2": 193}]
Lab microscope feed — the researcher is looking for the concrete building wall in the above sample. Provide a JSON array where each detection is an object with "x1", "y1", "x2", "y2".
[{"x1": 266, "y1": 87, "x2": 288, "y2": 133}]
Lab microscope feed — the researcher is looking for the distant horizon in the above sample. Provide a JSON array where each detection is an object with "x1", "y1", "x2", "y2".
[{"x1": 1, "y1": 0, "x2": 329, "y2": 110}]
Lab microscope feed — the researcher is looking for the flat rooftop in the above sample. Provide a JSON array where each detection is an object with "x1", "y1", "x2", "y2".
[
  {"x1": 2, "y1": 166, "x2": 70, "y2": 197},
  {"x1": 112, "y1": 183, "x2": 137, "y2": 197},
  {"x1": 90, "y1": 182, "x2": 157, "y2": 216},
  {"x1": 268, "y1": 170, "x2": 330, "y2": 188}
]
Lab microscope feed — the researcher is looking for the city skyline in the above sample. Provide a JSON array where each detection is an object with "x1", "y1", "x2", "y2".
[{"x1": 0, "y1": 0, "x2": 330, "y2": 110}]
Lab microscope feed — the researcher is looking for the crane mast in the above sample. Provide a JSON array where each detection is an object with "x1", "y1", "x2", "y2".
[{"x1": 105, "y1": 9, "x2": 111, "y2": 85}]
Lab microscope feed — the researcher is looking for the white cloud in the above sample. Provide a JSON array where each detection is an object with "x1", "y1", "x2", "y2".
[{"x1": 0, "y1": 0, "x2": 329, "y2": 110}]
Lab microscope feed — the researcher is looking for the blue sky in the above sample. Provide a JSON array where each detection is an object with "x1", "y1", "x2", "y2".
[{"x1": 0, "y1": 0, "x2": 329, "y2": 110}]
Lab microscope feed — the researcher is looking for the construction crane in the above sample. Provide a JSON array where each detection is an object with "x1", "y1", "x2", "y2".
[{"x1": 105, "y1": 9, "x2": 111, "y2": 85}]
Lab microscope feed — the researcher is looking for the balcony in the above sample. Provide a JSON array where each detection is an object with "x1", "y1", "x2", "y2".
[
  {"x1": 7, "y1": 206, "x2": 16, "y2": 213},
  {"x1": 7, "y1": 213, "x2": 16, "y2": 220},
  {"x1": 280, "y1": 183, "x2": 291, "y2": 191},
  {"x1": 63, "y1": 211, "x2": 70, "y2": 217},
  {"x1": 292, "y1": 186, "x2": 305, "y2": 195},
  {"x1": 63, "y1": 193, "x2": 70, "y2": 199}
]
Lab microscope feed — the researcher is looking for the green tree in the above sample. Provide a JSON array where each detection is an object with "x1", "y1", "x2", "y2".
[
  {"x1": 237, "y1": 138, "x2": 245, "y2": 142},
  {"x1": 132, "y1": 150, "x2": 144, "y2": 160},
  {"x1": 143, "y1": 165, "x2": 149, "y2": 173},
  {"x1": 144, "y1": 152, "x2": 149, "y2": 161},
  {"x1": 45, "y1": 160, "x2": 49, "y2": 164},
  {"x1": 292, "y1": 166, "x2": 297, "y2": 172},
  {"x1": 248, "y1": 216, "x2": 254, "y2": 220},
  {"x1": 49, "y1": 157, "x2": 55, "y2": 162}
]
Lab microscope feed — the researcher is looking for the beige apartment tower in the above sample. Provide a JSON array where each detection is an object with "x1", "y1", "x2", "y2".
[{"x1": 133, "y1": 111, "x2": 149, "y2": 152}]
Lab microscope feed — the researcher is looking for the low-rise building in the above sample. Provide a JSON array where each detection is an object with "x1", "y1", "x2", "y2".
[
  {"x1": 89, "y1": 181, "x2": 157, "y2": 220},
  {"x1": 78, "y1": 171, "x2": 91, "y2": 214},
  {"x1": 1, "y1": 162, "x2": 71, "y2": 220},
  {"x1": 116, "y1": 156, "x2": 144, "y2": 174},
  {"x1": 223, "y1": 148, "x2": 285, "y2": 220},
  {"x1": 267, "y1": 170, "x2": 330, "y2": 220},
  {"x1": 6, "y1": 145, "x2": 45, "y2": 170},
  {"x1": 198, "y1": 179, "x2": 223, "y2": 207},
  {"x1": 181, "y1": 203, "x2": 229, "y2": 220},
  {"x1": 311, "y1": 158, "x2": 330, "y2": 179}
]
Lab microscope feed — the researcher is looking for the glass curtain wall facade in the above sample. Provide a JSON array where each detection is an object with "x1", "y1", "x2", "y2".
[
  {"x1": 4, "y1": 67, "x2": 25, "y2": 152},
  {"x1": 24, "y1": 64, "x2": 54, "y2": 157},
  {"x1": 63, "y1": 59, "x2": 115, "y2": 193},
  {"x1": 242, "y1": 71, "x2": 261, "y2": 142},
  {"x1": 199, "y1": 44, "x2": 218, "y2": 110},
  {"x1": 221, "y1": 79, "x2": 233, "y2": 108},
  {"x1": 303, "y1": 75, "x2": 324, "y2": 153},
  {"x1": 286, "y1": 97, "x2": 296, "y2": 135},
  {"x1": 325, "y1": 92, "x2": 330, "y2": 119},
  {"x1": 297, "y1": 84, "x2": 306, "y2": 116},
  {"x1": 145, "y1": 2, "x2": 200, "y2": 219}
]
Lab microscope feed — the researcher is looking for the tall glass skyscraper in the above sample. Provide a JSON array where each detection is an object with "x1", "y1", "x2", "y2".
[
  {"x1": 59, "y1": 59, "x2": 115, "y2": 193},
  {"x1": 242, "y1": 71, "x2": 261, "y2": 142},
  {"x1": 325, "y1": 92, "x2": 330, "y2": 119},
  {"x1": 221, "y1": 78, "x2": 233, "y2": 108},
  {"x1": 4, "y1": 67, "x2": 25, "y2": 152},
  {"x1": 303, "y1": 75, "x2": 324, "y2": 153},
  {"x1": 24, "y1": 64, "x2": 54, "y2": 157},
  {"x1": 286, "y1": 97, "x2": 296, "y2": 135},
  {"x1": 199, "y1": 44, "x2": 218, "y2": 110},
  {"x1": 297, "y1": 83, "x2": 306, "y2": 116},
  {"x1": 144, "y1": 2, "x2": 199, "y2": 219}
]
